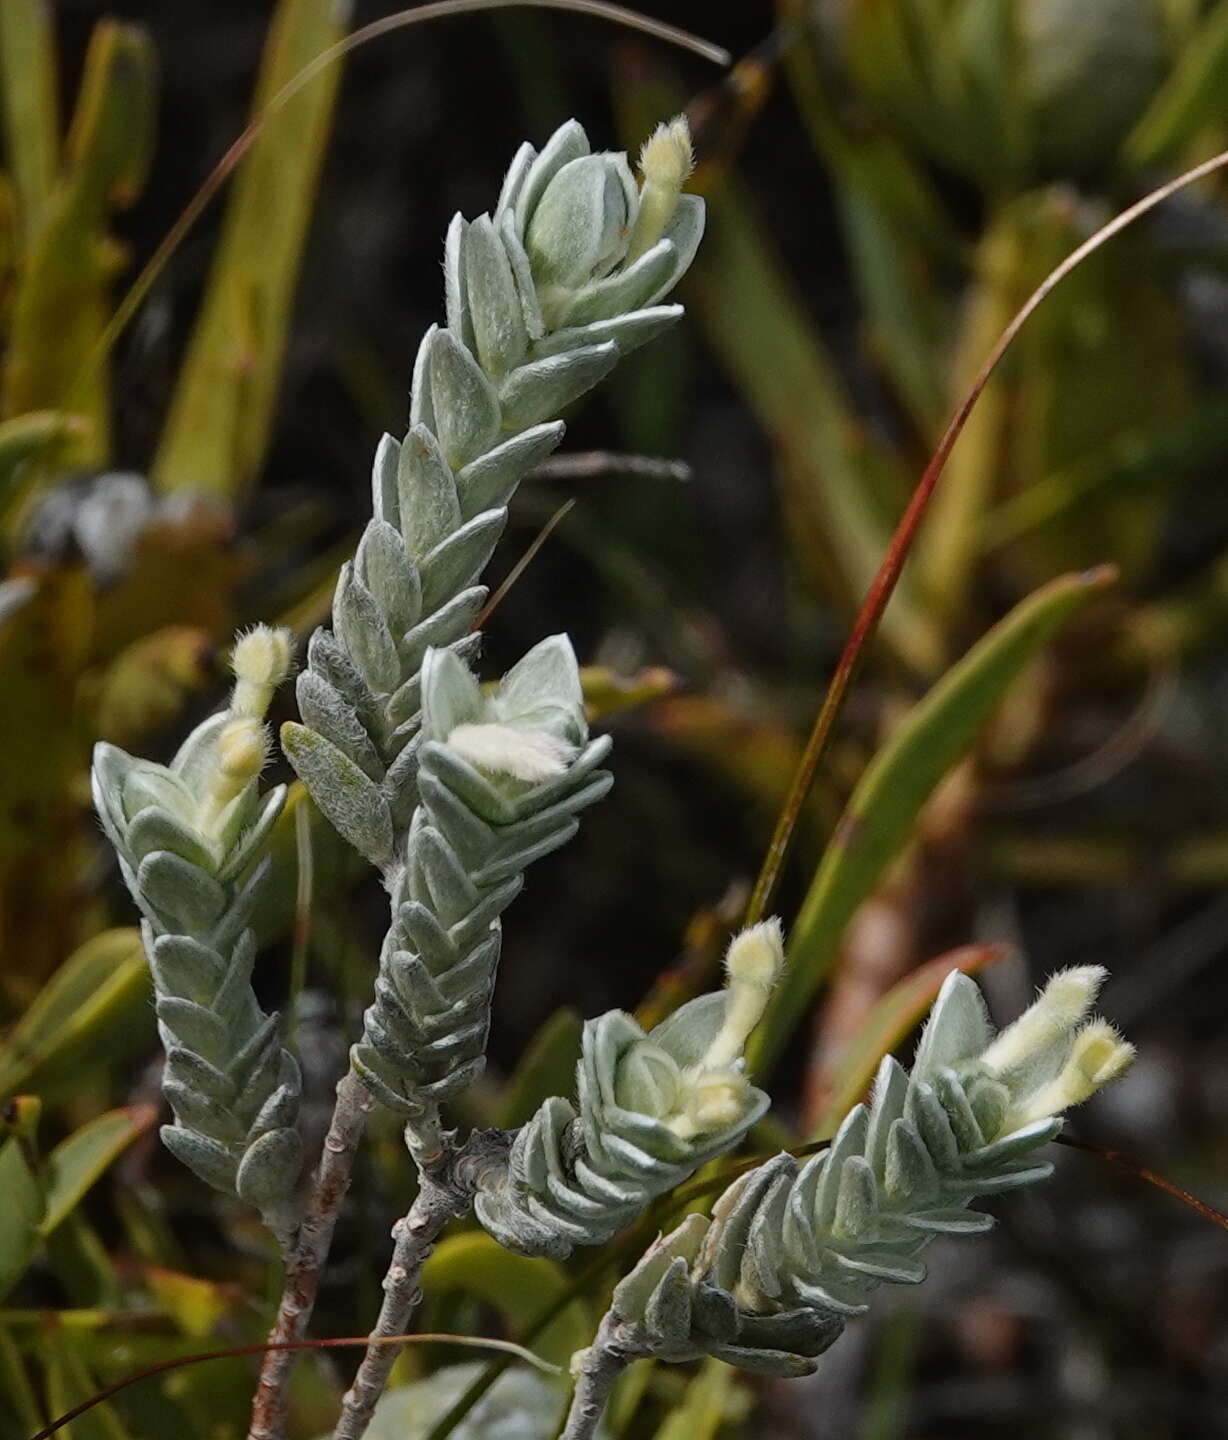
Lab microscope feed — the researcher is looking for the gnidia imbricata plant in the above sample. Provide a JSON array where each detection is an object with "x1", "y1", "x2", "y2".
[{"x1": 91, "y1": 116, "x2": 1135, "y2": 1440}]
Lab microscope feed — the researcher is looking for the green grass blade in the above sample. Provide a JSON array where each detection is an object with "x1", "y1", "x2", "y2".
[
  {"x1": 2, "y1": 20, "x2": 156, "y2": 466},
  {"x1": 0, "y1": 0, "x2": 61, "y2": 249},
  {"x1": 1125, "y1": 0, "x2": 1228, "y2": 167},
  {"x1": 750, "y1": 566, "x2": 1116, "y2": 1075},
  {"x1": 39, "y1": 1108, "x2": 158, "y2": 1239},
  {"x1": 152, "y1": 0, "x2": 349, "y2": 498},
  {"x1": 0, "y1": 930, "x2": 148, "y2": 1099}
]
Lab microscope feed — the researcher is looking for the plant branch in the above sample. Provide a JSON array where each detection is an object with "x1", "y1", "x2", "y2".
[
  {"x1": 248, "y1": 1067, "x2": 375, "y2": 1440},
  {"x1": 329, "y1": 1130, "x2": 508, "y2": 1440},
  {"x1": 559, "y1": 1315, "x2": 635, "y2": 1440}
]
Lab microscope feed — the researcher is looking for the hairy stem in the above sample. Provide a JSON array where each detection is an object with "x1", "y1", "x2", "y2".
[
  {"x1": 560, "y1": 1315, "x2": 633, "y2": 1440},
  {"x1": 248, "y1": 1068, "x2": 375, "y2": 1440}
]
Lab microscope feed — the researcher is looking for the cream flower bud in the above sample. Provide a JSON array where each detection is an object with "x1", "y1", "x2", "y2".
[
  {"x1": 627, "y1": 115, "x2": 694, "y2": 262},
  {"x1": 447, "y1": 722, "x2": 577, "y2": 783},
  {"x1": 231, "y1": 624, "x2": 293, "y2": 721},
  {"x1": 668, "y1": 1066, "x2": 751, "y2": 1139},
  {"x1": 1010, "y1": 1019, "x2": 1136, "y2": 1125},
  {"x1": 980, "y1": 965, "x2": 1106, "y2": 1075},
  {"x1": 702, "y1": 919, "x2": 785, "y2": 1071},
  {"x1": 200, "y1": 716, "x2": 270, "y2": 829}
]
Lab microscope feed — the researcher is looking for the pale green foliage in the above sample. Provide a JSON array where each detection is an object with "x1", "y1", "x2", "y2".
[
  {"x1": 605, "y1": 969, "x2": 1134, "y2": 1377},
  {"x1": 283, "y1": 118, "x2": 703, "y2": 872},
  {"x1": 90, "y1": 697, "x2": 301, "y2": 1220},
  {"x1": 476, "y1": 969, "x2": 777, "y2": 1258},
  {"x1": 352, "y1": 637, "x2": 611, "y2": 1116}
]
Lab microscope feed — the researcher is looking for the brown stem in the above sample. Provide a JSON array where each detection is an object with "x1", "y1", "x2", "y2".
[{"x1": 248, "y1": 1067, "x2": 375, "y2": 1440}]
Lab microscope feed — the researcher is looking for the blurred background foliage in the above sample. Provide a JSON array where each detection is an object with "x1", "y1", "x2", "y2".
[{"x1": 1, "y1": 1, "x2": 1227, "y2": 1436}]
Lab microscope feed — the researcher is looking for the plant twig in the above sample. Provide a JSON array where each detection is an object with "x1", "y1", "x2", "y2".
[
  {"x1": 248, "y1": 1068, "x2": 374, "y2": 1440},
  {"x1": 559, "y1": 1315, "x2": 635, "y2": 1440},
  {"x1": 329, "y1": 1131, "x2": 508, "y2": 1440}
]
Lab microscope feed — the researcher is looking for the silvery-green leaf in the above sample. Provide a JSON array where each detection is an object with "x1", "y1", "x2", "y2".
[
  {"x1": 418, "y1": 770, "x2": 495, "y2": 866},
  {"x1": 899, "y1": 1207, "x2": 994, "y2": 1235},
  {"x1": 443, "y1": 213, "x2": 474, "y2": 352},
  {"x1": 499, "y1": 209, "x2": 544, "y2": 340},
  {"x1": 644, "y1": 194, "x2": 705, "y2": 305},
  {"x1": 514, "y1": 119, "x2": 589, "y2": 235},
  {"x1": 137, "y1": 851, "x2": 227, "y2": 933},
  {"x1": 495, "y1": 632, "x2": 583, "y2": 722},
  {"x1": 525, "y1": 154, "x2": 631, "y2": 287},
  {"x1": 397, "y1": 424, "x2": 461, "y2": 559},
  {"x1": 155, "y1": 996, "x2": 227, "y2": 1061},
  {"x1": 170, "y1": 712, "x2": 228, "y2": 791},
  {"x1": 498, "y1": 342, "x2": 619, "y2": 430},
  {"x1": 382, "y1": 732, "x2": 422, "y2": 831},
  {"x1": 160, "y1": 1125, "x2": 237, "y2": 1191},
  {"x1": 831, "y1": 1157, "x2": 877, "y2": 1242},
  {"x1": 495, "y1": 139, "x2": 535, "y2": 220},
  {"x1": 964, "y1": 1117, "x2": 1062, "y2": 1170},
  {"x1": 455, "y1": 420, "x2": 564, "y2": 517},
  {"x1": 428, "y1": 329, "x2": 501, "y2": 468},
  {"x1": 235, "y1": 1128, "x2": 301, "y2": 1210},
  {"x1": 932, "y1": 1068, "x2": 985, "y2": 1152},
  {"x1": 535, "y1": 305, "x2": 682, "y2": 360},
  {"x1": 372, "y1": 432, "x2": 401, "y2": 528},
  {"x1": 643, "y1": 1257, "x2": 694, "y2": 1343},
  {"x1": 357, "y1": 518, "x2": 423, "y2": 636},
  {"x1": 162, "y1": 1081, "x2": 240, "y2": 1144},
  {"x1": 967, "y1": 1076, "x2": 1010, "y2": 1140},
  {"x1": 702, "y1": 1341, "x2": 818, "y2": 1378},
  {"x1": 911, "y1": 972, "x2": 992, "y2": 1080},
  {"x1": 297, "y1": 672, "x2": 384, "y2": 780},
  {"x1": 410, "y1": 325, "x2": 437, "y2": 431},
  {"x1": 465, "y1": 213, "x2": 528, "y2": 376},
  {"x1": 125, "y1": 807, "x2": 215, "y2": 871},
  {"x1": 865, "y1": 1055, "x2": 909, "y2": 1178},
  {"x1": 281, "y1": 722, "x2": 395, "y2": 868},
  {"x1": 334, "y1": 563, "x2": 400, "y2": 694},
  {"x1": 557, "y1": 239, "x2": 677, "y2": 327},
  {"x1": 419, "y1": 647, "x2": 484, "y2": 740},
  {"x1": 884, "y1": 1118, "x2": 939, "y2": 1207},
  {"x1": 151, "y1": 933, "x2": 225, "y2": 1005},
  {"x1": 906, "y1": 1082, "x2": 961, "y2": 1172},
  {"x1": 216, "y1": 787, "x2": 287, "y2": 885},
  {"x1": 306, "y1": 629, "x2": 381, "y2": 735},
  {"x1": 400, "y1": 584, "x2": 480, "y2": 668},
  {"x1": 648, "y1": 992, "x2": 726, "y2": 1068},
  {"x1": 419, "y1": 512, "x2": 506, "y2": 613}
]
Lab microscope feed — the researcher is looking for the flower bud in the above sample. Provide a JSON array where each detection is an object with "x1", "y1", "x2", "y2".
[
  {"x1": 231, "y1": 624, "x2": 293, "y2": 720},
  {"x1": 201, "y1": 716, "x2": 270, "y2": 828},
  {"x1": 980, "y1": 965, "x2": 1105, "y2": 1076},
  {"x1": 1009, "y1": 1019, "x2": 1136, "y2": 1125},
  {"x1": 702, "y1": 919, "x2": 785, "y2": 1070},
  {"x1": 627, "y1": 115, "x2": 694, "y2": 262},
  {"x1": 525, "y1": 153, "x2": 637, "y2": 287}
]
